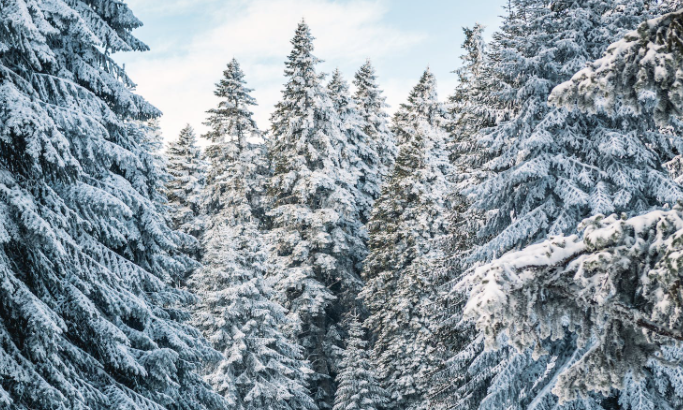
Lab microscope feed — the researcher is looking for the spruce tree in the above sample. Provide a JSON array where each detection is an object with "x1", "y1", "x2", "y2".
[
  {"x1": 327, "y1": 68, "x2": 382, "y2": 223},
  {"x1": 191, "y1": 227, "x2": 318, "y2": 410},
  {"x1": 445, "y1": 1, "x2": 683, "y2": 410},
  {"x1": 166, "y1": 124, "x2": 207, "y2": 239},
  {"x1": 360, "y1": 68, "x2": 451, "y2": 410},
  {"x1": 429, "y1": 23, "x2": 501, "y2": 410},
  {"x1": 462, "y1": 208, "x2": 683, "y2": 406},
  {"x1": 466, "y1": 0, "x2": 681, "y2": 262},
  {"x1": 266, "y1": 21, "x2": 366, "y2": 409},
  {"x1": 0, "y1": 1, "x2": 225, "y2": 409},
  {"x1": 353, "y1": 60, "x2": 397, "y2": 182},
  {"x1": 191, "y1": 58, "x2": 317, "y2": 410},
  {"x1": 332, "y1": 316, "x2": 387, "y2": 410},
  {"x1": 202, "y1": 58, "x2": 266, "y2": 223}
]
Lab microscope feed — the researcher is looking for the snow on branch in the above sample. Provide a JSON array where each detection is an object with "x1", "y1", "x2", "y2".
[
  {"x1": 549, "y1": 9, "x2": 683, "y2": 125},
  {"x1": 460, "y1": 205, "x2": 683, "y2": 402}
]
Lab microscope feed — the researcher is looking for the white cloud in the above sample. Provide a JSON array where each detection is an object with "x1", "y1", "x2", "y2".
[{"x1": 122, "y1": 0, "x2": 426, "y2": 145}]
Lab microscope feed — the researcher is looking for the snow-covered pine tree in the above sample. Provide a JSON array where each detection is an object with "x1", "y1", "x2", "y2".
[
  {"x1": 352, "y1": 60, "x2": 397, "y2": 184},
  {"x1": 467, "y1": 0, "x2": 682, "y2": 262},
  {"x1": 462, "y1": 207, "x2": 683, "y2": 406},
  {"x1": 191, "y1": 225, "x2": 318, "y2": 410},
  {"x1": 266, "y1": 21, "x2": 367, "y2": 409},
  {"x1": 550, "y1": 7, "x2": 683, "y2": 126},
  {"x1": 202, "y1": 58, "x2": 266, "y2": 223},
  {"x1": 332, "y1": 315, "x2": 387, "y2": 410},
  {"x1": 0, "y1": 1, "x2": 225, "y2": 409},
  {"x1": 327, "y1": 68, "x2": 382, "y2": 224},
  {"x1": 166, "y1": 124, "x2": 207, "y2": 239},
  {"x1": 190, "y1": 58, "x2": 318, "y2": 410},
  {"x1": 448, "y1": 1, "x2": 683, "y2": 409},
  {"x1": 360, "y1": 68, "x2": 451, "y2": 410},
  {"x1": 429, "y1": 23, "x2": 504, "y2": 410}
]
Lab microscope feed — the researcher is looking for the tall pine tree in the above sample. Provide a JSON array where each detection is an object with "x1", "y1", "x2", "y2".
[
  {"x1": 332, "y1": 316, "x2": 387, "y2": 410},
  {"x1": 430, "y1": 23, "x2": 501, "y2": 410},
  {"x1": 0, "y1": 1, "x2": 224, "y2": 409},
  {"x1": 360, "y1": 68, "x2": 451, "y2": 410},
  {"x1": 353, "y1": 60, "x2": 397, "y2": 182},
  {"x1": 165, "y1": 124, "x2": 207, "y2": 240},
  {"x1": 190, "y1": 58, "x2": 317, "y2": 410},
  {"x1": 266, "y1": 21, "x2": 367, "y2": 409},
  {"x1": 327, "y1": 68, "x2": 382, "y2": 224},
  {"x1": 445, "y1": 1, "x2": 683, "y2": 410}
]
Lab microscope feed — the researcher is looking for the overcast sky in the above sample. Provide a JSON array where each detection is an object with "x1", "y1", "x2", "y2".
[{"x1": 118, "y1": 0, "x2": 508, "y2": 144}]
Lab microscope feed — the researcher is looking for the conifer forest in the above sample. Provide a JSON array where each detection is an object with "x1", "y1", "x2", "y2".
[{"x1": 7, "y1": 1, "x2": 683, "y2": 409}]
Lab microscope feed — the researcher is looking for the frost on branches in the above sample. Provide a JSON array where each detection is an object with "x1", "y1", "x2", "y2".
[
  {"x1": 165, "y1": 124, "x2": 207, "y2": 240},
  {"x1": 191, "y1": 227, "x2": 317, "y2": 410},
  {"x1": 550, "y1": 8, "x2": 683, "y2": 126},
  {"x1": 327, "y1": 68, "x2": 382, "y2": 224},
  {"x1": 465, "y1": 0, "x2": 681, "y2": 263},
  {"x1": 462, "y1": 207, "x2": 683, "y2": 405},
  {"x1": 352, "y1": 60, "x2": 397, "y2": 184},
  {"x1": 201, "y1": 58, "x2": 267, "y2": 228},
  {"x1": 266, "y1": 21, "x2": 367, "y2": 409},
  {"x1": 0, "y1": 1, "x2": 224, "y2": 409},
  {"x1": 190, "y1": 58, "x2": 317, "y2": 409},
  {"x1": 332, "y1": 316, "x2": 387, "y2": 410},
  {"x1": 360, "y1": 68, "x2": 451, "y2": 410},
  {"x1": 441, "y1": 1, "x2": 683, "y2": 409}
]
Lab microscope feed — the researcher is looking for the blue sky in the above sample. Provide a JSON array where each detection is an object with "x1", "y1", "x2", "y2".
[{"x1": 118, "y1": 0, "x2": 508, "y2": 143}]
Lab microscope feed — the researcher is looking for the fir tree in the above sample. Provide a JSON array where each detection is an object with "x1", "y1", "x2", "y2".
[
  {"x1": 462, "y1": 207, "x2": 683, "y2": 405},
  {"x1": 202, "y1": 58, "x2": 265, "y2": 222},
  {"x1": 0, "y1": 1, "x2": 225, "y2": 409},
  {"x1": 191, "y1": 226, "x2": 318, "y2": 410},
  {"x1": 550, "y1": 7, "x2": 683, "y2": 126},
  {"x1": 429, "y1": 23, "x2": 500, "y2": 410},
  {"x1": 353, "y1": 60, "x2": 397, "y2": 182},
  {"x1": 446, "y1": 1, "x2": 683, "y2": 410},
  {"x1": 327, "y1": 68, "x2": 382, "y2": 224},
  {"x1": 466, "y1": 0, "x2": 681, "y2": 262},
  {"x1": 360, "y1": 68, "x2": 451, "y2": 410},
  {"x1": 191, "y1": 58, "x2": 317, "y2": 410},
  {"x1": 166, "y1": 124, "x2": 207, "y2": 239},
  {"x1": 266, "y1": 21, "x2": 366, "y2": 409},
  {"x1": 332, "y1": 316, "x2": 387, "y2": 410}
]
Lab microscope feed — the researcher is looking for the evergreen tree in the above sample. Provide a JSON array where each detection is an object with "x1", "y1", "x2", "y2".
[
  {"x1": 360, "y1": 68, "x2": 451, "y2": 410},
  {"x1": 191, "y1": 58, "x2": 317, "y2": 410},
  {"x1": 466, "y1": 0, "x2": 681, "y2": 262},
  {"x1": 266, "y1": 21, "x2": 366, "y2": 409},
  {"x1": 166, "y1": 124, "x2": 207, "y2": 239},
  {"x1": 0, "y1": 1, "x2": 225, "y2": 409},
  {"x1": 202, "y1": 58, "x2": 265, "y2": 223},
  {"x1": 191, "y1": 227, "x2": 318, "y2": 410},
  {"x1": 353, "y1": 60, "x2": 397, "y2": 182},
  {"x1": 327, "y1": 68, "x2": 382, "y2": 223},
  {"x1": 332, "y1": 316, "x2": 387, "y2": 410},
  {"x1": 550, "y1": 7, "x2": 683, "y2": 126},
  {"x1": 462, "y1": 208, "x2": 683, "y2": 406},
  {"x1": 445, "y1": 1, "x2": 683, "y2": 410},
  {"x1": 429, "y1": 23, "x2": 501, "y2": 410}
]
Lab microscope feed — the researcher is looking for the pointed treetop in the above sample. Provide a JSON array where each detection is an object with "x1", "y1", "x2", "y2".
[
  {"x1": 329, "y1": 68, "x2": 345, "y2": 86},
  {"x1": 290, "y1": 19, "x2": 317, "y2": 58},
  {"x1": 177, "y1": 124, "x2": 198, "y2": 146},
  {"x1": 327, "y1": 68, "x2": 351, "y2": 104},
  {"x1": 204, "y1": 57, "x2": 259, "y2": 147},
  {"x1": 410, "y1": 68, "x2": 438, "y2": 104},
  {"x1": 354, "y1": 59, "x2": 386, "y2": 104},
  {"x1": 214, "y1": 58, "x2": 254, "y2": 99},
  {"x1": 398, "y1": 68, "x2": 442, "y2": 125}
]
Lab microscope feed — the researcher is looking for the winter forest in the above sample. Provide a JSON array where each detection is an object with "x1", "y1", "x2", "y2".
[{"x1": 7, "y1": 0, "x2": 683, "y2": 409}]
